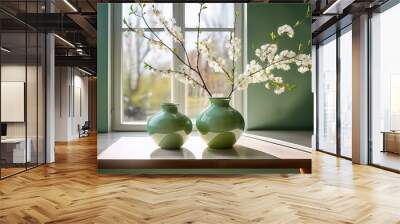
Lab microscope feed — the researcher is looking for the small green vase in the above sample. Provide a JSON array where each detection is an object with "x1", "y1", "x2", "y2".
[
  {"x1": 196, "y1": 97, "x2": 245, "y2": 149},
  {"x1": 147, "y1": 103, "x2": 192, "y2": 149}
]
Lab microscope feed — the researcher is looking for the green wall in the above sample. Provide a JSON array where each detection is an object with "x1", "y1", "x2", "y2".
[
  {"x1": 246, "y1": 4, "x2": 313, "y2": 130},
  {"x1": 97, "y1": 3, "x2": 110, "y2": 133}
]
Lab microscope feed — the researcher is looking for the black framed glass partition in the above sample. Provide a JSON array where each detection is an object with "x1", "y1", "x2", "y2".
[
  {"x1": 0, "y1": 30, "x2": 28, "y2": 177},
  {"x1": 0, "y1": 1, "x2": 47, "y2": 179},
  {"x1": 316, "y1": 24, "x2": 353, "y2": 159}
]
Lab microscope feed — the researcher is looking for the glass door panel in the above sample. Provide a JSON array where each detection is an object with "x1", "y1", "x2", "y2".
[
  {"x1": 27, "y1": 31, "x2": 38, "y2": 169},
  {"x1": 38, "y1": 33, "x2": 46, "y2": 165}
]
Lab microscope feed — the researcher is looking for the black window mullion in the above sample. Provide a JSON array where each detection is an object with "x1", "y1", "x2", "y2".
[
  {"x1": 367, "y1": 11, "x2": 373, "y2": 165},
  {"x1": 336, "y1": 28, "x2": 341, "y2": 157},
  {"x1": 24, "y1": 0, "x2": 28, "y2": 171},
  {"x1": 315, "y1": 44, "x2": 319, "y2": 151},
  {"x1": 36, "y1": 0, "x2": 39, "y2": 168}
]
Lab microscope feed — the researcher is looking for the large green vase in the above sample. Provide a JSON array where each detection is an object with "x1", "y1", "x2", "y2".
[
  {"x1": 147, "y1": 103, "x2": 192, "y2": 149},
  {"x1": 196, "y1": 97, "x2": 245, "y2": 149}
]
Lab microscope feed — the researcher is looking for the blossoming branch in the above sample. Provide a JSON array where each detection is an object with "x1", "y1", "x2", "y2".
[{"x1": 124, "y1": 3, "x2": 312, "y2": 97}]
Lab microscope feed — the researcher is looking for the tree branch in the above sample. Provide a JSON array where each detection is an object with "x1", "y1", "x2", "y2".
[
  {"x1": 232, "y1": 55, "x2": 300, "y2": 93},
  {"x1": 228, "y1": 12, "x2": 238, "y2": 98},
  {"x1": 145, "y1": 64, "x2": 205, "y2": 88},
  {"x1": 194, "y1": 4, "x2": 212, "y2": 97}
]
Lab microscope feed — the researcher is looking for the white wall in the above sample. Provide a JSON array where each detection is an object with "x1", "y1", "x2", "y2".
[
  {"x1": 1, "y1": 63, "x2": 47, "y2": 164},
  {"x1": 71, "y1": 73, "x2": 89, "y2": 138},
  {"x1": 1, "y1": 65, "x2": 35, "y2": 138},
  {"x1": 55, "y1": 67, "x2": 89, "y2": 141}
]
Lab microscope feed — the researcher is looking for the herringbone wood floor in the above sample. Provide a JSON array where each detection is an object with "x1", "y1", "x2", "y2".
[{"x1": 1, "y1": 135, "x2": 400, "y2": 224}]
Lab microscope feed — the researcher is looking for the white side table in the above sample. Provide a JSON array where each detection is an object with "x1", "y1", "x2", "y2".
[{"x1": 1, "y1": 138, "x2": 32, "y2": 163}]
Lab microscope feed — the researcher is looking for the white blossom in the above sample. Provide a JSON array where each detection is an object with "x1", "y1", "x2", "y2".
[
  {"x1": 277, "y1": 24, "x2": 294, "y2": 38},
  {"x1": 237, "y1": 73, "x2": 249, "y2": 90},
  {"x1": 276, "y1": 63, "x2": 291, "y2": 71},
  {"x1": 199, "y1": 36, "x2": 227, "y2": 73},
  {"x1": 274, "y1": 77, "x2": 283, "y2": 84},
  {"x1": 225, "y1": 33, "x2": 241, "y2": 61},
  {"x1": 198, "y1": 36, "x2": 213, "y2": 55},
  {"x1": 295, "y1": 54, "x2": 312, "y2": 73},
  {"x1": 279, "y1": 50, "x2": 296, "y2": 59},
  {"x1": 255, "y1": 44, "x2": 277, "y2": 62},
  {"x1": 274, "y1": 86, "x2": 285, "y2": 95},
  {"x1": 248, "y1": 60, "x2": 262, "y2": 74},
  {"x1": 208, "y1": 57, "x2": 226, "y2": 73},
  {"x1": 149, "y1": 5, "x2": 184, "y2": 43},
  {"x1": 148, "y1": 39, "x2": 167, "y2": 51}
]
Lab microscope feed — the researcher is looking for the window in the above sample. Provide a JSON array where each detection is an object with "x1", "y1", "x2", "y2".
[
  {"x1": 339, "y1": 27, "x2": 352, "y2": 158},
  {"x1": 113, "y1": 3, "x2": 242, "y2": 130},
  {"x1": 317, "y1": 35, "x2": 337, "y2": 154},
  {"x1": 370, "y1": 3, "x2": 400, "y2": 171},
  {"x1": 121, "y1": 32, "x2": 172, "y2": 122},
  {"x1": 316, "y1": 28, "x2": 353, "y2": 159}
]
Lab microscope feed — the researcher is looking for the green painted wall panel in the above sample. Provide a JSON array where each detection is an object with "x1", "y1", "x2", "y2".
[
  {"x1": 246, "y1": 4, "x2": 313, "y2": 130},
  {"x1": 97, "y1": 4, "x2": 110, "y2": 133}
]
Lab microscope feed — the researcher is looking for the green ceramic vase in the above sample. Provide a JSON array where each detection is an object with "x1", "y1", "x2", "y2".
[
  {"x1": 147, "y1": 103, "x2": 192, "y2": 149},
  {"x1": 196, "y1": 97, "x2": 245, "y2": 149}
]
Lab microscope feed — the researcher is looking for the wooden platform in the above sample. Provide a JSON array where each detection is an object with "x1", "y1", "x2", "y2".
[{"x1": 97, "y1": 134, "x2": 311, "y2": 173}]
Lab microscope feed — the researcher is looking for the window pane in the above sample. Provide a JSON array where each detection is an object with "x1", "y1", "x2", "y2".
[
  {"x1": 184, "y1": 32, "x2": 232, "y2": 118},
  {"x1": 340, "y1": 29, "x2": 352, "y2": 158},
  {"x1": 38, "y1": 33, "x2": 46, "y2": 165},
  {"x1": 27, "y1": 31, "x2": 38, "y2": 168},
  {"x1": 371, "y1": 3, "x2": 400, "y2": 171},
  {"x1": 122, "y1": 3, "x2": 172, "y2": 28},
  {"x1": 317, "y1": 36, "x2": 337, "y2": 154},
  {"x1": 122, "y1": 32, "x2": 172, "y2": 122},
  {"x1": 185, "y1": 3, "x2": 234, "y2": 28}
]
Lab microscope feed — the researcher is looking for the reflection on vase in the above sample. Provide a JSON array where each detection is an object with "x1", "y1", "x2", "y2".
[
  {"x1": 151, "y1": 148, "x2": 195, "y2": 159},
  {"x1": 196, "y1": 98, "x2": 245, "y2": 149},
  {"x1": 199, "y1": 129, "x2": 243, "y2": 149},
  {"x1": 150, "y1": 131, "x2": 189, "y2": 150},
  {"x1": 147, "y1": 103, "x2": 192, "y2": 149}
]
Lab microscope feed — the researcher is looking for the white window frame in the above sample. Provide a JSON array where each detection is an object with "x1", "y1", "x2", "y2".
[{"x1": 111, "y1": 3, "x2": 244, "y2": 131}]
